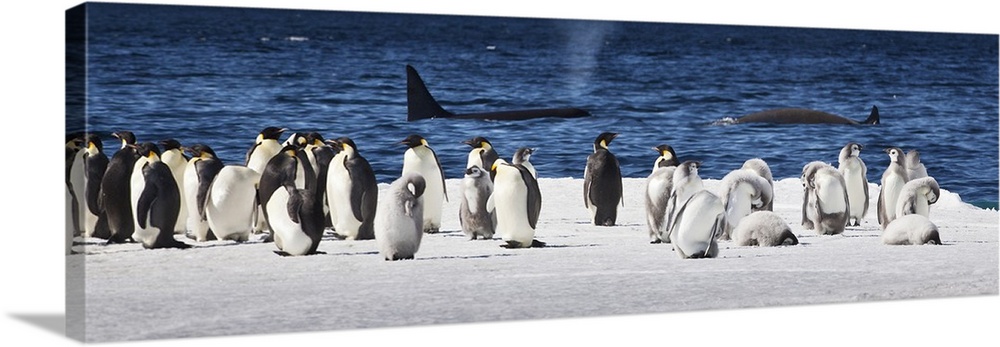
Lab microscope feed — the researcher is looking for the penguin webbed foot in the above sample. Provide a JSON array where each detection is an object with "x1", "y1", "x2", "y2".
[
  {"x1": 650, "y1": 239, "x2": 663, "y2": 244},
  {"x1": 530, "y1": 239, "x2": 547, "y2": 248}
]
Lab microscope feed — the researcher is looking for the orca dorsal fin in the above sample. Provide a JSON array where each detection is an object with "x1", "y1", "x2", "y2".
[
  {"x1": 406, "y1": 65, "x2": 455, "y2": 121},
  {"x1": 863, "y1": 105, "x2": 880, "y2": 125}
]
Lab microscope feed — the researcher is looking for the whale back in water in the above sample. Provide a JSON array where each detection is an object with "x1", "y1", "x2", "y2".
[
  {"x1": 406, "y1": 65, "x2": 591, "y2": 121},
  {"x1": 735, "y1": 106, "x2": 880, "y2": 125}
]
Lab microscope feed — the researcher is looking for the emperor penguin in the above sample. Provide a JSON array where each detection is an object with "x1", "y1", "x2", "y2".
[
  {"x1": 740, "y1": 158, "x2": 773, "y2": 211},
  {"x1": 303, "y1": 132, "x2": 335, "y2": 176},
  {"x1": 877, "y1": 147, "x2": 909, "y2": 230},
  {"x1": 159, "y1": 139, "x2": 189, "y2": 234},
  {"x1": 203, "y1": 165, "x2": 261, "y2": 242},
  {"x1": 260, "y1": 145, "x2": 325, "y2": 255},
  {"x1": 400, "y1": 134, "x2": 448, "y2": 233},
  {"x1": 802, "y1": 162, "x2": 850, "y2": 235},
  {"x1": 68, "y1": 134, "x2": 110, "y2": 238},
  {"x1": 731, "y1": 211, "x2": 798, "y2": 247},
  {"x1": 511, "y1": 147, "x2": 537, "y2": 178},
  {"x1": 66, "y1": 133, "x2": 85, "y2": 252},
  {"x1": 460, "y1": 165, "x2": 496, "y2": 240},
  {"x1": 583, "y1": 132, "x2": 623, "y2": 226},
  {"x1": 463, "y1": 136, "x2": 500, "y2": 180},
  {"x1": 837, "y1": 142, "x2": 869, "y2": 226},
  {"x1": 246, "y1": 126, "x2": 287, "y2": 234},
  {"x1": 799, "y1": 161, "x2": 826, "y2": 230},
  {"x1": 882, "y1": 214, "x2": 941, "y2": 245},
  {"x1": 129, "y1": 142, "x2": 158, "y2": 241},
  {"x1": 667, "y1": 190, "x2": 725, "y2": 259},
  {"x1": 374, "y1": 173, "x2": 427, "y2": 260},
  {"x1": 488, "y1": 161, "x2": 544, "y2": 248},
  {"x1": 182, "y1": 144, "x2": 224, "y2": 241},
  {"x1": 66, "y1": 133, "x2": 86, "y2": 236},
  {"x1": 905, "y1": 149, "x2": 928, "y2": 180},
  {"x1": 326, "y1": 137, "x2": 378, "y2": 240},
  {"x1": 652, "y1": 144, "x2": 680, "y2": 170},
  {"x1": 131, "y1": 143, "x2": 190, "y2": 249},
  {"x1": 664, "y1": 160, "x2": 704, "y2": 240},
  {"x1": 99, "y1": 131, "x2": 140, "y2": 244},
  {"x1": 895, "y1": 176, "x2": 940, "y2": 219},
  {"x1": 246, "y1": 127, "x2": 287, "y2": 173},
  {"x1": 717, "y1": 170, "x2": 773, "y2": 241},
  {"x1": 644, "y1": 165, "x2": 675, "y2": 244},
  {"x1": 304, "y1": 132, "x2": 336, "y2": 228}
]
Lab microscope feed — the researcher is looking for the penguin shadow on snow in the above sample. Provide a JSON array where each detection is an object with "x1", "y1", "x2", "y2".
[
  {"x1": 273, "y1": 250, "x2": 328, "y2": 257},
  {"x1": 413, "y1": 253, "x2": 516, "y2": 261}
]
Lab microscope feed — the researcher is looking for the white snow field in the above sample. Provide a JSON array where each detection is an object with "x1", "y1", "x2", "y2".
[{"x1": 69, "y1": 177, "x2": 998, "y2": 342}]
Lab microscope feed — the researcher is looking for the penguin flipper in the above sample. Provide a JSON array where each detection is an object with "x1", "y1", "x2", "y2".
[
  {"x1": 430, "y1": 148, "x2": 449, "y2": 202},
  {"x1": 286, "y1": 187, "x2": 303, "y2": 224},
  {"x1": 85, "y1": 154, "x2": 109, "y2": 215},
  {"x1": 583, "y1": 156, "x2": 594, "y2": 208},
  {"x1": 135, "y1": 181, "x2": 159, "y2": 229},
  {"x1": 196, "y1": 159, "x2": 224, "y2": 219},
  {"x1": 346, "y1": 156, "x2": 376, "y2": 223},
  {"x1": 245, "y1": 143, "x2": 260, "y2": 166},
  {"x1": 520, "y1": 165, "x2": 542, "y2": 230},
  {"x1": 876, "y1": 187, "x2": 886, "y2": 228}
]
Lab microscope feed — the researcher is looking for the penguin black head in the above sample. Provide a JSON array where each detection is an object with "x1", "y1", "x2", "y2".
[
  {"x1": 258, "y1": 127, "x2": 287, "y2": 141},
  {"x1": 66, "y1": 132, "x2": 85, "y2": 147},
  {"x1": 112, "y1": 131, "x2": 137, "y2": 148},
  {"x1": 652, "y1": 144, "x2": 678, "y2": 167},
  {"x1": 304, "y1": 132, "x2": 326, "y2": 147},
  {"x1": 184, "y1": 144, "x2": 218, "y2": 159},
  {"x1": 283, "y1": 133, "x2": 309, "y2": 149},
  {"x1": 462, "y1": 136, "x2": 493, "y2": 149},
  {"x1": 84, "y1": 134, "x2": 104, "y2": 152},
  {"x1": 593, "y1": 132, "x2": 619, "y2": 151},
  {"x1": 159, "y1": 139, "x2": 183, "y2": 151},
  {"x1": 133, "y1": 142, "x2": 161, "y2": 161},
  {"x1": 280, "y1": 144, "x2": 299, "y2": 157},
  {"x1": 336, "y1": 137, "x2": 358, "y2": 152},
  {"x1": 400, "y1": 134, "x2": 428, "y2": 148}
]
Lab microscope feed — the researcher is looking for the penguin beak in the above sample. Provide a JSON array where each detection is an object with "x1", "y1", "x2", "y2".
[{"x1": 462, "y1": 139, "x2": 474, "y2": 146}]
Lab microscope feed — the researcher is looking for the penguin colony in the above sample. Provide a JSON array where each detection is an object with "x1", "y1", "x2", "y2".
[{"x1": 67, "y1": 128, "x2": 945, "y2": 260}]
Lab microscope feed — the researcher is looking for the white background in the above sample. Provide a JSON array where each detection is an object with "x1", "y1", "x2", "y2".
[{"x1": 1, "y1": 1, "x2": 997, "y2": 345}]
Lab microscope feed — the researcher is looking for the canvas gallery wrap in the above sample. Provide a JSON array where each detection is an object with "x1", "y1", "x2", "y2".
[{"x1": 64, "y1": 2, "x2": 999, "y2": 343}]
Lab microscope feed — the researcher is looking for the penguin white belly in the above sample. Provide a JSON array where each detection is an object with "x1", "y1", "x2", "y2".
[
  {"x1": 815, "y1": 175, "x2": 848, "y2": 213},
  {"x1": 493, "y1": 173, "x2": 534, "y2": 246},
  {"x1": 161, "y1": 151, "x2": 188, "y2": 233},
  {"x1": 246, "y1": 141, "x2": 282, "y2": 173},
  {"x1": 130, "y1": 158, "x2": 149, "y2": 240},
  {"x1": 204, "y1": 167, "x2": 259, "y2": 242},
  {"x1": 466, "y1": 149, "x2": 483, "y2": 169},
  {"x1": 897, "y1": 193, "x2": 931, "y2": 218},
  {"x1": 69, "y1": 151, "x2": 87, "y2": 234},
  {"x1": 841, "y1": 164, "x2": 867, "y2": 219},
  {"x1": 374, "y1": 200, "x2": 423, "y2": 259},
  {"x1": 328, "y1": 162, "x2": 362, "y2": 239},
  {"x1": 882, "y1": 175, "x2": 906, "y2": 221},
  {"x1": 182, "y1": 160, "x2": 206, "y2": 239},
  {"x1": 403, "y1": 148, "x2": 444, "y2": 231},
  {"x1": 670, "y1": 191, "x2": 723, "y2": 259},
  {"x1": 266, "y1": 189, "x2": 313, "y2": 256}
]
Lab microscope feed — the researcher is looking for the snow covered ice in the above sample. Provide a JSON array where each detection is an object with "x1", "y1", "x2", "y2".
[{"x1": 69, "y1": 177, "x2": 999, "y2": 342}]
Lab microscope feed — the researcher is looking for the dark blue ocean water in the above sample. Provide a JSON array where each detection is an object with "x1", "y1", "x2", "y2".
[{"x1": 72, "y1": 3, "x2": 1000, "y2": 207}]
